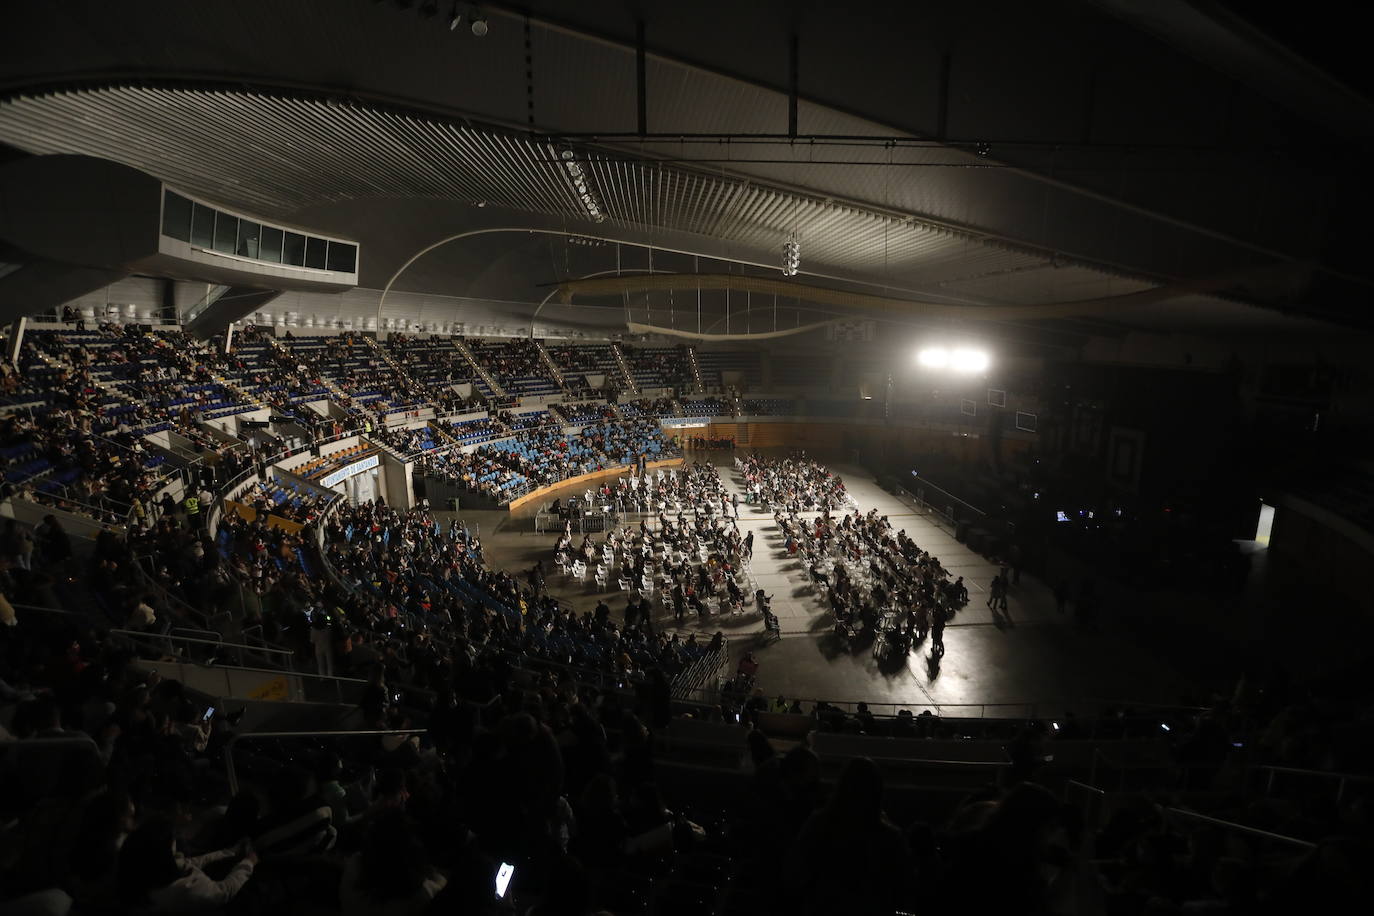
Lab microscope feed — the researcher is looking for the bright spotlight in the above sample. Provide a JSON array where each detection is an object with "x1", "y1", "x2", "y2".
[
  {"x1": 917, "y1": 347, "x2": 949, "y2": 368},
  {"x1": 951, "y1": 349, "x2": 990, "y2": 373}
]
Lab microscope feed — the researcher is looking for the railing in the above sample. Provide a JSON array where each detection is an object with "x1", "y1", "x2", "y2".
[
  {"x1": 1159, "y1": 806, "x2": 1315, "y2": 850},
  {"x1": 132, "y1": 553, "x2": 220, "y2": 630},
  {"x1": 134, "y1": 657, "x2": 367, "y2": 706},
  {"x1": 13, "y1": 483, "x2": 137, "y2": 529},
  {"x1": 1257, "y1": 764, "x2": 1374, "y2": 805},
  {"x1": 8, "y1": 601, "x2": 87, "y2": 620},
  {"x1": 892, "y1": 479, "x2": 986, "y2": 534},
  {"x1": 225, "y1": 728, "x2": 426, "y2": 794},
  {"x1": 672, "y1": 635, "x2": 729, "y2": 701},
  {"x1": 109, "y1": 628, "x2": 296, "y2": 670},
  {"x1": 28, "y1": 314, "x2": 185, "y2": 329}
]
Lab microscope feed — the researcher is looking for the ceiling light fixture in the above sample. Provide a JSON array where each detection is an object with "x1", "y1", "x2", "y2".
[
  {"x1": 551, "y1": 145, "x2": 608, "y2": 224},
  {"x1": 781, "y1": 235, "x2": 801, "y2": 277},
  {"x1": 470, "y1": 10, "x2": 488, "y2": 36},
  {"x1": 447, "y1": 0, "x2": 462, "y2": 29}
]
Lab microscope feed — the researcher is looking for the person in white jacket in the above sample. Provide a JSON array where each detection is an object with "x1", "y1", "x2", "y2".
[{"x1": 118, "y1": 818, "x2": 257, "y2": 913}]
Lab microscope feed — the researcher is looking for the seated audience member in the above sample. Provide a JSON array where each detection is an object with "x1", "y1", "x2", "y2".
[
  {"x1": 339, "y1": 809, "x2": 447, "y2": 916},
  {"x1": 785, "y1": 757, "x2": 913, "y2": 916},
  {"x1": 118, "y1": 817, "x2": 258, "y2": 913}
]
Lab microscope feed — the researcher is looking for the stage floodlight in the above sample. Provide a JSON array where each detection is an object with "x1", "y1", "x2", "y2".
[
  {"x1": 917, "y1": 347, "x2": 949, "y2": 368},
  {"x1": 950, "y1": 349, "x2": 989, "y2": 373}
]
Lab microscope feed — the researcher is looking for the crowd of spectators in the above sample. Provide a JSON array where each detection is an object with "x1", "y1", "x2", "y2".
[
  {"x1": 276, "y1": 334, "x2": 441, "y2": 418},
  {"x1": 619, "y1": 344, "x2": 693, "y2": 390},
  {"x1": 0, "y1": 505, "x2": 728, "y2": 915},
  {"x1": 0, "y1": 324, "x2": 229, "y2": 523},
  {"x1": 617, "y1": 398, "x2": 675, "y2": 419},
  {"x1": 8, "y1": 536, "x2": 1368, "y2": 916},
  {"x1": 418, "y1": 420, "x2": 678, "y2": 505},
  {"x1": 738, "y1": 452, "x2": 850, "y2": 512},
  {"x1": 554, "y1": 402, "x2": 617, "y2": 425}
]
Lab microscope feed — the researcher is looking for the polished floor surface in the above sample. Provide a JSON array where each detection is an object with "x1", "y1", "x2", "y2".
[{"x1": 461, "y1": 450, "x2": 1203, "y2": 715}]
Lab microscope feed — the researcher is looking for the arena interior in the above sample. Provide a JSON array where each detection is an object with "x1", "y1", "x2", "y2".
[{"x1": 2, "y1": 3, "x2": 1373, "y2": 914}]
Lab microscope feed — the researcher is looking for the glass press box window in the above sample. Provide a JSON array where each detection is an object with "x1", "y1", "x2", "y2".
[{"x1": 161, "y1": 189, "x2": 357, "y2": 273}]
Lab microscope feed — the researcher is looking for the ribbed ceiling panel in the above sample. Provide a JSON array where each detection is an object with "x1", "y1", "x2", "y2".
[{"x1": 0, "y1": 85, "x2": 1122, "y2": 303}]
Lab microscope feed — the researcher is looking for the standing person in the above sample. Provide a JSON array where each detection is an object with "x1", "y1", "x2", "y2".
[
  {"x1": 986, "y1": 575, "x2": 1003, "y2": 609},
  {"x1": 1054, "y1": 578, "x2": 1070, "y2": 615},
  {"x1": 673, "y1": 582, "x2": 687, "y2": 625},
  {"x1": 931, "y1": 604, "x2": 947, "y2": 656},
  {"x1": 732, "y1": 492, "x2": 740, "y2": 518},
  {"x1": 743, "y1": 530, "x2": 754, "y2": 559},
  {"x1": 310, "y1": 609, "x2": 336, "y2": 677},
  {"x1": 183, "y1": 492, "x2": 201, "y2": 528},
  {"x1": 198, "y1": 484, "x2": 214, "y2": 528}
]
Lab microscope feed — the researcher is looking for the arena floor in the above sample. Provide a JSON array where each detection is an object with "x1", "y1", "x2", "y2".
[{"x1": 460, "y1": 450, "x2": 1202, "y2": 716}]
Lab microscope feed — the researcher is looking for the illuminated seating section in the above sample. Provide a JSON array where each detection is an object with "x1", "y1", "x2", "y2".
[
  {"x1": 680, "y1": 397, "x2": 729, "y2": 416},
  {"x1": 546, "y1": 342, "x2": 619, "y2": 391},
  {"x1": 504, "y1": 409, "x2": 554, "y2": 432},
  {"x1": 24, "y1": 327, "x2": 258, "y2": 432},
  {"x1": 7, "y1": 324, "x2": 883, "y2": 519},
  {"x1": 277, "y1": 336, "x2": 424, "y2": 413},
  {"x1": 291, "y1": 443, "x2": 379, "y2": 482},
  {"x1": 466, "y1": 338, "x2": 560, "y2": 397},
  {"x1": 558, "y1": 401, "x2": 614, "y2": 424},
  {"x1": 620, "y1": 343, "x2": 692, "y2": 389},
  {"x1": 696, "y1": 348, "x2": 763, "y2": 388},
  {"x1": 383, "y1": 335, "x2": 477, "y2": 394},
  {"x1": 220, "y1": 337, "x2": 331, "y2": 406},
  {"x1": 740, "y1": 398, "x2": 794, "y2": 416},
  {"x1": 447, "y1": 415, "x2": 507, "y2": 445}
]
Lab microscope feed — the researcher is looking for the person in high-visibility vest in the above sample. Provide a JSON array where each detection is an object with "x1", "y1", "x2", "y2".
[{"x1": 184, "y1": 494, "x2": 200, "y2": 520}]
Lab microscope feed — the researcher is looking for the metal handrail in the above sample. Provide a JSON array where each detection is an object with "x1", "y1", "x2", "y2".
[
  {"x1": 1258, "y1": 764, "x2": 1374, "y2": 804},
  {"x1": 225, "y1": 728, "x2": 426, "y2": 794},
  {"x1": 1159, "y1": 806, "x2": 1316, "y2": 849},
  {"x1": 1065, "y1": 778, "x2": 1106, "y2": 796},
  {"x1": 110, "y1": 628, "x2": 295, "y2": 659},
  {"x1": 8, "y1": 601, "x2": 87, "y2": 618},
  {"x1": 134, "y1": 657, "x2": 366, "y2": 707},
  {"x1": 141, "y1": 658, "x2": 364, "y2": 685}
]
